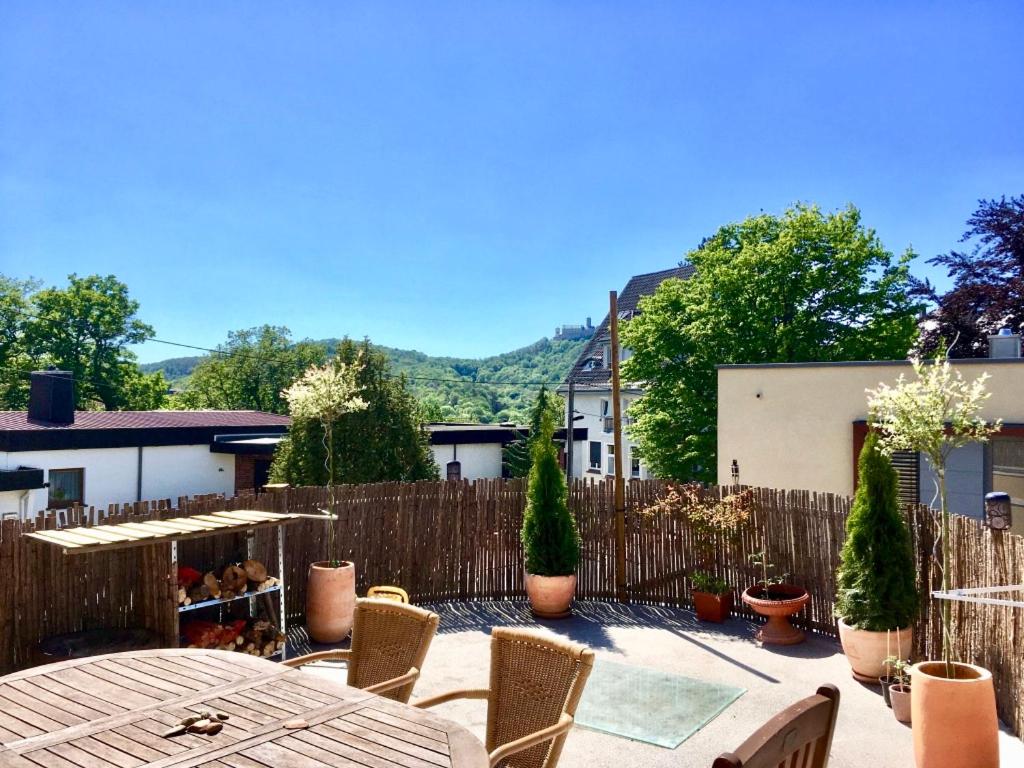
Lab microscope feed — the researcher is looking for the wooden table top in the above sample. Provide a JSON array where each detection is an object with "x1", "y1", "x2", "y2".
[{"x1": 0, "y1": 649, "x2": 488, "y2": 768}]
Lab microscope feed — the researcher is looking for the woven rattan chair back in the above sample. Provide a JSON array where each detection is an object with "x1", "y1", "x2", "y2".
[
  {"x1": 485, "y1": 628, "x2": 594, "y2": 768},
  {"x1": 366, "y1": 585, "x2": 410, "y2": 603},
  {"x1": 347, "y1": 598, "x2": 439, "y2": 703},
  {"x1": 712, "y1": 685, "x2": 840, "y2": 768}
]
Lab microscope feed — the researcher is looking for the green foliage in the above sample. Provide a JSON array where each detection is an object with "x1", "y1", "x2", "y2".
[
  {"x1": 691, "y1": 571, "x2": 729, "y2": 595},
  {"x1": 1, "y1": 273, "x2": 166, "y2": 410},
  {"x1": 270, "y1": 339, "x2": 439, "y2": 486},
  {"x1": 503, "y1": 386, "x2": 565, "y2": 478},
  {"x1": 520, "y1": 413, "x2": 580, "y2": 576},
  {"x1": 175, "y1": 326, "x2": 327, "y2": 413},
  {"x1": 835, "y1": 433, "x2": 919, "y2": 631},
  {"x1": 621, "y1": 204, "x2": 921, "y2": 481}
]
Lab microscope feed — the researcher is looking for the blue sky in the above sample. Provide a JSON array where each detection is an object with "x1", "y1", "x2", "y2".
[{"x1": 2, "y1": 2, "x2": 1022, "y2": 363}]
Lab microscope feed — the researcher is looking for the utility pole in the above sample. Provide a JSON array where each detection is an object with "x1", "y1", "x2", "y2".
[
  {"x1": 609, "y1": 290, "x2": 627, "y2": 602},
  {"x1": 565, "y1": 380, "x2": 575, "y2": 483}
]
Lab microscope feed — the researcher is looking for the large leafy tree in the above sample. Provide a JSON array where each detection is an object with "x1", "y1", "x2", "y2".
[
  {"x1": 270, "y1": 339, "x2": 439, "y2": 485},
  {"x1": 622, "y1": 204, "x2": 920, "y2": 482},
  {"x1": 913, "y1": 195, "x2": 1024, "y2": 357},
  {"x1": 3, "y1": 273, "x2": 166, "y2": 410},
  {"x1": 177, "y1": 326, "x2": 326, "y2": 413}
]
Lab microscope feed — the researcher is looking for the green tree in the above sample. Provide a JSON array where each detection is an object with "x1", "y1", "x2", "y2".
[
  {"x1": 0, "y1": 276, "x2": 39, "y2": 408},
  {"x1": 177, "y1": 326, "x2": 326, "y2": 413},
  {"x1": 520, "y1": 412, "x2": 580, "y2": 576},
  {"x1": 504, "y1": 386, "x2": 564, "y2": 478},
  {"x1": 835, "y1": 433, "x2": 918, "y2": 631},
  {"x1": 622, "y1": 204, "x2": 921, "y2": 481},
  {"x1": 270, "y1": 339, "x2": 439, "y2": 485},
  {"x1": 20, "y1": 274, "x2": 166, "y2": 410}
]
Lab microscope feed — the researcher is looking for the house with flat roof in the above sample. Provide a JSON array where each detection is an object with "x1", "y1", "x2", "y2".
[
  {"x1": 0, "y1": 370, "x2": 290, "y2": 519},
  {"x1": 716, "y1": 333, "x2": 1024, "y2": 533},
  {"x1": 426, "y1": 422, "x2": 588, "y2": 481},
  {"x1": 559, "y1": 265, "x2": 695, "y2": 480}
]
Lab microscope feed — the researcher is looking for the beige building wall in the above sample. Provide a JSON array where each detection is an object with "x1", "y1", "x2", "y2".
[{"x1": 716, "y1": 359, "x2": 1024, "y2": 497}]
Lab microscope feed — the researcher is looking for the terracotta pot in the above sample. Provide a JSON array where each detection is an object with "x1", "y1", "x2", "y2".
[
  {"x1": 889, "y1": 683, "x2": 912, "y2": 723},
  {"x1": 879, "y1": 675, "x2": 896, "y2": 707},
  {"x1": 306, "y1": 561, "x2": 356, "y2": 643},
  {"x1": 837, "y1": 619, "x2": 914, "y2": 682},
  {"x1": 693, "y1": 590, "x2": 734, "y2": 623},
  {"x1": 910, "y1": 661, "x2": 998, "y2": 768},
  {"x1": 741, "y1": 584, "x2": 810, "y2": 645},
  {"x1": 525, "y1": 572, "x2": 576, "y2": 619}
]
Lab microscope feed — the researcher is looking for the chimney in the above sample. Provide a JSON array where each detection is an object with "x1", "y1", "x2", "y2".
[
  {"x1": 989, "y1": 328, "x2": 1021, "y2": 359},
  {"x1": 28, "y1": 369, "x2": 75, "y2": 425}
]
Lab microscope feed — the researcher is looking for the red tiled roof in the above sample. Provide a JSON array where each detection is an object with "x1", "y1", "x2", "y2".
[{"x1": 0, "y1": 411, "x2": 291, "y2": 432}]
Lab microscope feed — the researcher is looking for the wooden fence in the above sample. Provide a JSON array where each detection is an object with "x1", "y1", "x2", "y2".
[{"x1": 0, "y1": 479, "x2": 1021, "y2": 737}]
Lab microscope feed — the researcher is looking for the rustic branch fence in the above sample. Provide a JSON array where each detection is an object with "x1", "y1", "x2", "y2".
[{"x1": 1, "y1": 479, "x2": 1021, "y2": 737}]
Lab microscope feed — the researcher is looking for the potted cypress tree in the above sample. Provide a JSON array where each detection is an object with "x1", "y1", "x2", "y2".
[
  {"x1": 869, "y1": 358, "x2": 1001, "y2": 768},
  {"x1": 521, "y1": 412, "x2": 581, "y2": 618},
  {"x1": 835, "y1": 432, "x2": 918, "y2": 684}
]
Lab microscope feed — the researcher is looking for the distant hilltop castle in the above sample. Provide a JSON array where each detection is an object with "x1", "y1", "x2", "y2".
[{"x1": 554, "y1": 317, "x2": 595, "y2": 341}]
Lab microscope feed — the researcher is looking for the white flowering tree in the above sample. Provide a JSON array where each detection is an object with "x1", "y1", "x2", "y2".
[
  {"x1": 867, "y1": 358, "x2": 1001, "y2": 668},
  {"x1": 283, "y1": 359, "x2": 367, "y2": 565}
]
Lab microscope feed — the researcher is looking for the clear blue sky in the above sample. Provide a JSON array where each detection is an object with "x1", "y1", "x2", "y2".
[{"x1": 2, "y1": 2, "x2": 1022, "y2": 363}]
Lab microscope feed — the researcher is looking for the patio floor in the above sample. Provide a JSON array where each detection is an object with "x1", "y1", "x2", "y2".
[{"x1": 291, "y1": 600, "x2": 1024, "y2": 768}]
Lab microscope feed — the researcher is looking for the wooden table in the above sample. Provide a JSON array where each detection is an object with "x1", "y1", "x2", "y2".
[{"x1": 0, "y1": 649, "x2": 488, "y2": 768}]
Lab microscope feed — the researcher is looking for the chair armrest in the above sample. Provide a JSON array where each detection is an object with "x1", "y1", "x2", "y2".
[
  {"x1": 364, "y1": 667, "x2": 420, "y2": 695},
  {"x1": 488, "y1": 713, "x2": 574, "y2": 768},
  {"x1": 414, "y1": 688, "x2": 489, "y2": 708},
  {"x1": 281, "y1": 649, "x2": 352, "y2": 668}
]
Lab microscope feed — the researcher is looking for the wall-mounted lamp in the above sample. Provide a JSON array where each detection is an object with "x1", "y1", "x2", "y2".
[
  {"x1": 731, "y1": 459, "x2": 740, "y2": 485},
  {"x1": 985, "y1": 492, "x2": 1012, "y2": 530}
]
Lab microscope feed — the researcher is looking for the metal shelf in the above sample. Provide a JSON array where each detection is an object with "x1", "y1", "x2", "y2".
[{"x1": 178, "y1": 584, "x2": 282, "y2": 613}]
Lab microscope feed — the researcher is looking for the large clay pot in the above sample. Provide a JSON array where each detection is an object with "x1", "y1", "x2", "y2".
[
  {"x1": 741, "y1": 584, "x2": 809, "y2": 645},
  {"x1": 693, "y1": 590, "x2": 734, "y2": 623},
  {"x1": 837, "y1": 619, "x2": 914, "y2": 682},
  {"x1": 306, "y1": 561, "x2": 356, "y2": 643},
  {"x1": 525, "y1": 572, "x2": 576, "y2": 619},
  {"x1": 910, "y1": 661, "x2": 998, "y2": 768}
]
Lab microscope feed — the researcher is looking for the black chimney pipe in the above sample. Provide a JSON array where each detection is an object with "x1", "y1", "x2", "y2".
[{"x1": 28, "y1": 369, "x2": 75, "y2": 425}]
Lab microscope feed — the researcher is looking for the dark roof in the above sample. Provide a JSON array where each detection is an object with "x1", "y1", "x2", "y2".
[
  {"x1": 0, "y1": 410, "x2": 291, "y2": 452},
  {"x1": 563, "y1": 265, "x2": 695, "y2": 388}
]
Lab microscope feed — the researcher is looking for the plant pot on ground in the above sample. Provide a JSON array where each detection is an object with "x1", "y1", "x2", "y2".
[
  {"x1": 690, "y1": 572, "x2": 734, "y2": 623},
  {"x1": 306, "y1": 560, "x2": 356, "y2": 643},
  {"x1": 835, "y1": 434, "x2": 919, "y2": 682},
  {"x1": 741, "y1": 550, "x2": 809, "y2": 645},
  {"x1": 521, "y1": 410, "x2": 581, "y2": 619},
  {"x1": 885, "y1": 656, "x2": 912, "y2": 723}
]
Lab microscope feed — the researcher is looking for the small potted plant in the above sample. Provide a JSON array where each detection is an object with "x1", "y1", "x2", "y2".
[
  {"x1": 885, "y1": 655, "x2": 912, "y2": 724},
  {"x1": 835, "y1": 433, "x2": 918, "y2": 683},
  {"x1": 741, "y1": 550, "x2": 809, "y2": 645},
  {"x1": 521, "y1": 413, "x2": 581, "y2": 618},
  {"x1": 282, "y1": 359, "x2": 367, "y2": 643},
  {"x1": 691, "y1": 572, "x2": 733, "y2": 623}
]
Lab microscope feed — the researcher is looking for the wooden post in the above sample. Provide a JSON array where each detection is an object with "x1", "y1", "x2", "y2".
[{"x1": 609, "y1": 290, "x2": 627, "y2": 602}]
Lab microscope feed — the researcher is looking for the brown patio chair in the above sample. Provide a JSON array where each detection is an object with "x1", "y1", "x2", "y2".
[
  {"x1": 415, "y1": 627, "x2": 595, "y2": 768},
  {"x1": 283, "y1": 598, "x2": 439, "y2": 703},
  {"x1": 367, "y1": 585, "x2": 410, "y2": 603},
  {"x1": 712, "y1": 684, "x2": 840, "y2": 768}
]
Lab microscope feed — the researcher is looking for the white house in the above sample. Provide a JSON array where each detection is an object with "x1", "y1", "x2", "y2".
[
  {"x1": 0, "y1": 370, "x2": 291, "y2": 519},
  {"x1": 559, "y1": 266, "x2": 694, "y2": 481},
  {"x1": 426, "y1": 423, "x2": 589, "y2": 481}
]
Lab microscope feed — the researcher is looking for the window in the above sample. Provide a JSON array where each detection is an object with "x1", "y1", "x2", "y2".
[
  {"x1": 600, "y1": 399, "x2": 612, "y2": 432},
  {"x1": 620, "y1": 347, "x2": 633, "y2": 362},
  {"x1": 606, "y1": 444, "x2": 615, "y2": 475},
  {"x1": 602, "y1": 345, "x2": 611, "y2": 367},
  {"x1": 630, "y1": 450, "x2": 641, "y2": 478},
  {"x1": 588, "y1": 441, "x2": 601, "y2": 470},
  {"x1": 48, "y1": 468, "x2": 83, "y2": 509},
  {"x1": 446, "y1": 461, "x2": 462, "y2": 482}
]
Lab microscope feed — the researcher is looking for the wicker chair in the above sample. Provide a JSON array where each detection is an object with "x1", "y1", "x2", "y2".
[
  {"x1": 283, "y1": 598, "x2": 439, "y2": 703},
  {"x1": 415, "y1": 628, "x2": 595, "y2": 768},
  {"x1": 367, "y1": 585, "x2": 410, "y2": 603},
  {"x1": 712, "y1": 684, "x2": 840, "y2": 768}
]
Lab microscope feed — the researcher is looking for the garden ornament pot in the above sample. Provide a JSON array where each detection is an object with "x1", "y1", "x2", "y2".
[
  {"x1": 889, "y1": 683, "x2": 912, "y2": 723},
  {"x1": 910, "y1": 661, "x2": 998, "y2": 768},
  {"x1": 306, "y1": 561, "x2": 356, "y2": 643},
  {"x1": 525, "y1": 572, "x2": 576, "y2": 619},
  {"x1": 741, "y1": 584, "x2": 810, "y2": 645},
  {"x1": 837, "y1": 619, "x2": 914, "y2": 682},
  {"x1": 693, "y1": 590, "x2": 734, "y2": 623}
]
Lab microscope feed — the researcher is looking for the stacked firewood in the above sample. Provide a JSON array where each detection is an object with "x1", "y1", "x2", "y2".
[
  {"x1": 181, "y1": 618, "x2": 286, "y2": 657},
  {"x1": 176, "y1": 560, "x2": 280, "y2": 606}
]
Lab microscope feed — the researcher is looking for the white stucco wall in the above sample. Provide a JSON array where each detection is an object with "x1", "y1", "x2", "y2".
[
  {"x1": 717, "y1": 359, "x2": 1024, "y2": 497},
  {"x1": 0, "y1": 446, "x2": 236, "y2": 518},
  {"x1": 430, "y1": 443, "x2": 503, "y2": 481}
]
